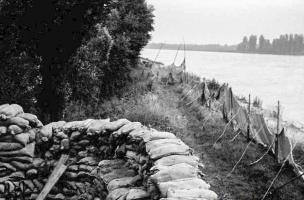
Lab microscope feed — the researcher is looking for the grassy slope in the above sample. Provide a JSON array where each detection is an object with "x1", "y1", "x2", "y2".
[{"x1": 65, "y1": 63, "x2": 304, "y2": 199}]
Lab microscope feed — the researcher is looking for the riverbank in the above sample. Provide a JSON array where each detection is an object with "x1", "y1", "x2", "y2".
[
  {"x1": 63, "y1": 60, "x2": 304, "y2": 200},
  {"x1": 142, "y1": 48, "x2": 304, "y2": 124}
]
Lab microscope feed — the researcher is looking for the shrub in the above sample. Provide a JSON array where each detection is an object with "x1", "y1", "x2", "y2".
[
  {"x1": 208, "y1": 78, "x2": 221, "y2": 91},
  {"x1": 253, "y1": 97, "x2": 263, "y2": 108}
]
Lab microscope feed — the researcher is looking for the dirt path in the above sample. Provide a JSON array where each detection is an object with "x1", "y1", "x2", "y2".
[{"x1": 154, "y1": 84, "x2": 304, "y2": 200}]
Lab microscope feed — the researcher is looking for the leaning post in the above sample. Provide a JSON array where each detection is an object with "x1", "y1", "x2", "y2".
[
  {"x1": 275, "y1": 101, "x2": 280, "y2": 162},
  {"x1": 247, "y1": 94, "x2": 251, "y2": 142},
  {"x1": 230, "y1": 88, "x2": 234, "y2": 130}
]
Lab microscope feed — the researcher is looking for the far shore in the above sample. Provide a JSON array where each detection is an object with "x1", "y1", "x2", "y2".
[{"x1": 145, "y1": 47, "x2": 304, "y2": 56}]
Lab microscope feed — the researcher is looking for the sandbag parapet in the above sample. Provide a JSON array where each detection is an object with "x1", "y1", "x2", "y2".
[
  {"x1": 0, "y1": 104, "x2": 43, "y2": 198},
  {"x1": 0, "y1": 103, "x2": 218, "y2": 199}
]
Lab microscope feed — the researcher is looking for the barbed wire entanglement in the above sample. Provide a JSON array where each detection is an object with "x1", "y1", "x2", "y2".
[{"x1": 170, "y1": 67, "x2": 304, "y2": 198}]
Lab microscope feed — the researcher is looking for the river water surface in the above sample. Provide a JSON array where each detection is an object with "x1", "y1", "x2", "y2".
[{"x1": 141, "y1": 49, "x2": 304, "y2": 124}]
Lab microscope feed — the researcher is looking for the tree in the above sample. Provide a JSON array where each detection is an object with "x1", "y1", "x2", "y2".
[
  {"x1": 69, "y1": 25, "x2": 113, "y2": 104},
  {"x1": 0, "y1": 0, "x2": 110, "y2": 122},
  {"x1": 1, "y1": 0, "x2": 154, "y2": 122},
  {"x1": 258, "y1": 35, "x2": 265, "y2": 53},
  {"x1": 67, "y1": 0, "x2": 154, "y2": 107},
  {"x1": 237, "y1": 36, "x2": 249, "y2": 52},
  {"x1": 248, "y1": 35, "x2": 257, "y2": 52}
]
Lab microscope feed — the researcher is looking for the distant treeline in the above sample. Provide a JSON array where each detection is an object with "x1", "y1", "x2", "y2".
[
  {"x1": 237, "y1": 34, "x2": 304, "y2": 55},
  {"x1": 146, "y1": 43, "x2": 237, "y2": 52}
]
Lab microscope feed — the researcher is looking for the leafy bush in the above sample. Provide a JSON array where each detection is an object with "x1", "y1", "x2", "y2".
[
  {"x1": 207, "y1": 78, "x2": 221, "y2": 91},
  {"x1": 253, "y1": 97, "x2": 263, "y2": 108}
]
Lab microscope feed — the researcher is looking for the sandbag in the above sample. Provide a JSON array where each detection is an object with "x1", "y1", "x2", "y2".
[
  {"x1": 101, "y1": 168, "x2": 136, "y2": 184},
  {"x1": 146, "y1": 139, "x2": 186, "y2": 153},
  {"x1": 0, "y1": 183, "x2": 4, "y2": 193},
  {"x1": 106, "y1": 188, "x2": 130, "y2": 200},
  {"x1": 65, "y1": 172, "x2": 78, "y2": 179},
  {"x1": 153, "y1": 155, "x2": 199, "y2": 168},
  {"x1": 65, "y1": 181, "x2": 78, "y2": 190},
  {"x1": 87, "y1": 119, "x2": 111, "y2": 135},
  {"x1": 55, "y1": 132, "x2": 68, "y2": 139},
  {"x1": 128, "y1": 129, "x2": 151, "y2": 141},
  {"x1": 114, "y1": 122, "x2": 143, "y2": 137},
  {"x1": 126, "y1": 188, "x2": 150, "y2": 200},
  {"x1": 0, "y1": 156, "x2": 33, "y2": 163},
  {"x1": 40, "y1": 121, "x2": 66, "y2": 139},
  {"x1": 0, "y1": 104, "x2": 9, "y2": 111},
  {"x1": 70, "y1": 131, "x2": 81, "y2": 141},
  {"x1": 17, "y1": 113, "x2": 42, "y2": 127},
  {"x1": 98, "y1": 159, "x2": 126, "y2": 168},
  {"x1": 0, "y1": 117, "x2": 29, "y2": 128},
  {"x1": 98, "y1": 160, "x2": 127, "y2": 174},
  {"x1": 148, "y1": 143, "x2": 191, "y2": 160},
  {"x1": 78, "y1": 164, "x2": 94, "y2": 172},
  {"x1": 28, "y1": 129, "x2": 37, "y2": 143},
  {"x1": 105, "y1": 119, "x2": 131, "y2": 131},
  {"x1": 0, "y1": 134, "x2": 15, "y2": 143},
  {"x1": 107, "y1": 176, "x2": 141, "y2": 192},
  {"x1": 23, "y1": 180, "x2": 36, "y2": 191},
  {"x1": 68, "y1": 165, "x2": 78, "y2": 172},
  {"x1": 77, "y1": 157, "x2": 98, "y2": 166},
  {"x1": 0, "y1": 142, "x2": 35, "y2": 157},
  {"x1": 0, "y1": 104, "x2": 23, "y2": 118},
  {"x1": 32, "y1": 158, "x2": 44, "y2": 168},
  {"x1": 60, "y1": 139, "x2": 69, "y2": 150},
  {"x1": 32, "y1": 179, "x2": 44, "y2": 190},
  {"x1": 0, "y1": 171, "x2": 25, "y2": 182},
  {"x1": 0, "y1": 163, "x2": 17, "y2": 172},
  {"x1": 0, "y1": 126, "x2": 7, "y2": 135},
  {"x1": 63, "y1": 119, "x2": 95, "y2": 132},
  {"x1": 142, "y1": 131, "x2": 176, "y2": 142},
  {"x1": 158, "y1": 178, "x2": 210, "y2": 197},
  {"x1": 14, "y1": 133, "x2": 30, "y2": 146},
  {"x1": 126, "y1": 151, "x2": 140, "y2": 162},
  {"x1": 3, "y1": 180, "x2": 16, "y2": 193},
  {"x1": 150, "y1": 163, "x2": 198, "y2": 183},
  {"x1": 26, "y1": 169, "x2": 38, "y2": 178},
  {"x1": 0, "y1": 142, "x2": 23, "y2": 151},
  {"x1": 167, "y1": 188, "x2": 218, "y2": 200},
  {"x1": 8, "y1": 125, "x2": 24, "y2": 135}
]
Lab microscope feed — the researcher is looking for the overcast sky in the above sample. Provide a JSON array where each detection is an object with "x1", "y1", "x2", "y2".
[{"x1": 147, "y1": 0, "x2": 304, "y2": 45}]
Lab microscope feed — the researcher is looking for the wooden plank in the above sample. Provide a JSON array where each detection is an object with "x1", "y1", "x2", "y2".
[{"x1": 36, "y1": 154, "x2": 69, "y2": 200}]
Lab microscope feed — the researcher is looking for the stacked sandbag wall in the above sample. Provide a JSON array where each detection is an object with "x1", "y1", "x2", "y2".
[
  {"x1": 0, "y1": 104, "x2": 43, "y2": 198},
  {"x1": 0, "y1": 104, "x2": 218, "y2": 200}
]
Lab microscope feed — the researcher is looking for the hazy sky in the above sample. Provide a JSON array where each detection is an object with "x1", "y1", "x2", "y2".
[{"x1": 147, "y1": 0, "x2": 304, "y2": 45}]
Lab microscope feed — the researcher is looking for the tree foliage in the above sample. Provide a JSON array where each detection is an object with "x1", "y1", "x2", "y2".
[
  {"x1": 68, "y1": 0, "x2": 154, "y2": 106},
  {"x1": 0, "y1": 0, "x2": 154, "y2": 122}
]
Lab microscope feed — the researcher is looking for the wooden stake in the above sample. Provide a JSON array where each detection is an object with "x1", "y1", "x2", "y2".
[
  {"x1": 247, "y1": 94, "x2": 251, "y2": 142},
  {"x1": 36, "y1": 154, "x2": 69, "y2": 200},
  {"x1": 230, "y1": 88, "x2": 234, "y2": 130},
  {"x1": 275, "y1": 101, "x2": 280, "y2": 162}
]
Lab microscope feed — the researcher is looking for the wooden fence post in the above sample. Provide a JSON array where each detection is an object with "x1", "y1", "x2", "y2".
[
  {"x1": 275, "y1": 101, "x2": 280, "y2": 162},
  {"x1": 247, "y1": 94, "x2": 251, "y2": 142},
  {"x1": 230, "y1": 88, "x2": 234, "y2": 130}
]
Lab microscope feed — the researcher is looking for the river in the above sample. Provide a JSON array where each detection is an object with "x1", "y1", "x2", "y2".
[{"x1": 141, "y1": 49, "x2": 304, "y2": 125}]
